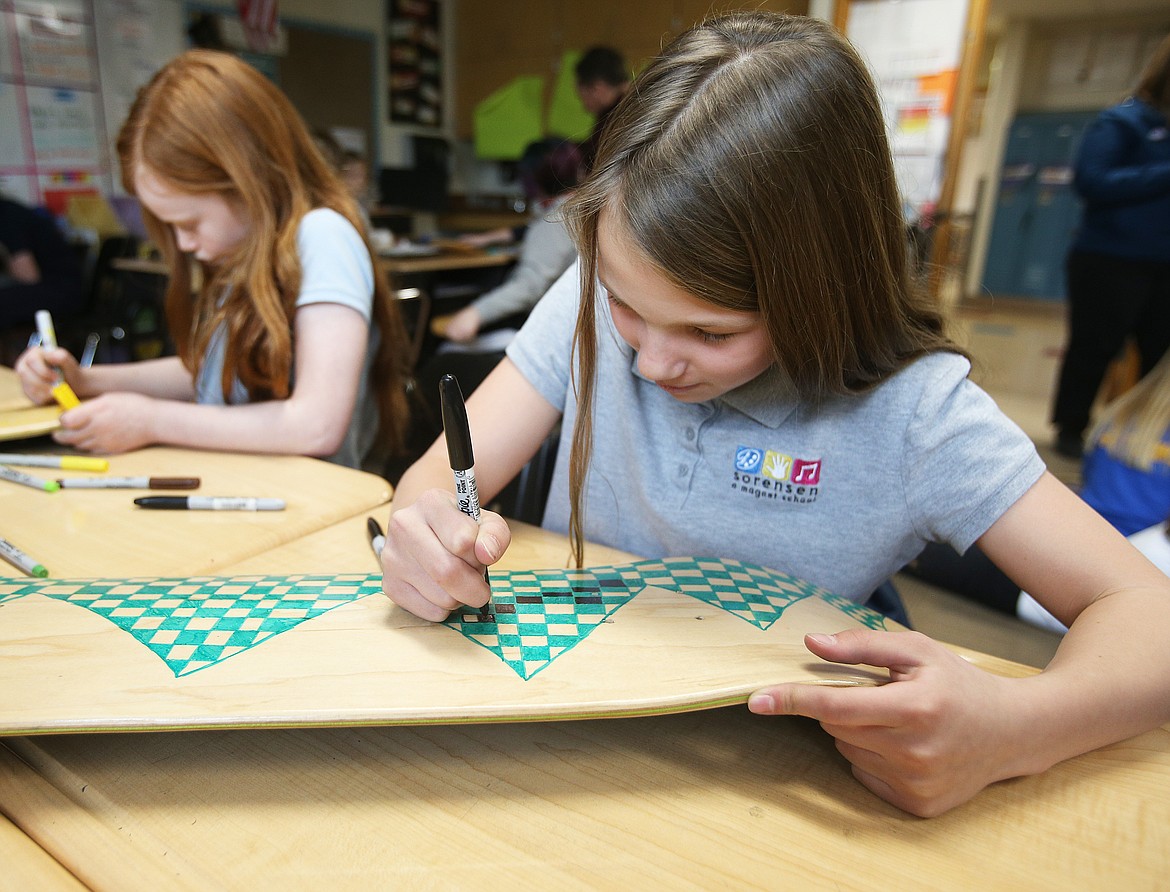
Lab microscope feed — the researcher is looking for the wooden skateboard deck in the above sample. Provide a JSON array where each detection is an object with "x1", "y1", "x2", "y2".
[
  {"x1": 0, "y1": 558, "x2": 893, "y2": 734},
  {"x1": 0, "y1": 405, "x2": 61, "y2": 441}
]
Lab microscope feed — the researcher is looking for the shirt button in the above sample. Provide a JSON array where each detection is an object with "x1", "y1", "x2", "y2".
[
  {"x1": 685, "y1": 427, "x2": 696, "y2": 441},
  {"x1": 678, "y1": 464, "x2": 688, "y2": 477}
]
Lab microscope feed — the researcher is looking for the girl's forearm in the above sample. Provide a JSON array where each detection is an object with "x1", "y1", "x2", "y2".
[
  {"x1": 1007, "y1": 586, "x2": 1170, "y2": 778},
  {"x1": 76, "y1": 357, "x2": 195, "y2": 400},
  {"x1": 142, "y1": 394, "x2": 352, "y2": 457}
]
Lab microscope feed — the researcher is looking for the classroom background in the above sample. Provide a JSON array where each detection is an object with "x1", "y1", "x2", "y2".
[{"x1": 4, "y1": 2, "x2": 1170, "y2": 886}]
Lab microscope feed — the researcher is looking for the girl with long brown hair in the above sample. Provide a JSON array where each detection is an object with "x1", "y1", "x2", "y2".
[
  {"x1": 379, "y1": 13, "x2": 1170, "y2": 817},
  {"x1": 16, "y1": 49, "x2": 409, "y2": 468}
]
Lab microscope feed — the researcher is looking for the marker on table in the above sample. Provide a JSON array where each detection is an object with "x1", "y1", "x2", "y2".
[
  {"x1": 0, "y1": 453, "x2": 109, "y2": 471},
  {"x1": 0, "y1": 465, "x2": 60, "y2": 493},
  {"x1": 439, "y1": 373, "x2": 489, "y2": 586},
  {"x1": 58, "y1": 477, "x2": 200, "y2": 490},
  {"x1": 0, "y1": 536, "x2": 49, "y2": 578},
  {"x1": 34, "y1": 310, "x2": 81, "y2": 410},
  {"x1": 134, "y1": 496, "x2": 285, "y2": 511},
  {"x1": 367, "y1": 516, "x2": 386, "y2": 557}
]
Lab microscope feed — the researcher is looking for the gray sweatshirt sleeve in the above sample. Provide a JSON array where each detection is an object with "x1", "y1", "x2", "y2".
[{"x1": 469, "y1": 210, "x2": 578, "y2": 327}]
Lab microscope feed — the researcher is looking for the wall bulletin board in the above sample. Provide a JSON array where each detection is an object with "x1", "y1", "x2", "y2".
[
  {"x1": 1, "y1": 0, "x2": 182, "y2": 213},
  {"x1": 386, "y1": 0, "x2": 442, "y2": 128},
  {"x1": 0, "y1": 0, "x2": 107, "y2": 210}
]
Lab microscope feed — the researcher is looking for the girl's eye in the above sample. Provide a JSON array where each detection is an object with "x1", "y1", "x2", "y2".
[{"x1": 696, "y1": 329, "x2": 732, "y2": 344}]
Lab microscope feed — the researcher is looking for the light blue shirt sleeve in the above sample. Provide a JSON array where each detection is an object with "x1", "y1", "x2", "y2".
[
  {"x1": 196, "y1": 208, "x2": 374, "y2": 405},
  {"x1": 296, "y1": 208, "x2": 374, "y2": 321}
]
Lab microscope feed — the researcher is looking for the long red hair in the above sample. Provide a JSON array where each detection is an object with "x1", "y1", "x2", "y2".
[{"x1": 117, "y1": 49, "x2": 410, "y2": 454}]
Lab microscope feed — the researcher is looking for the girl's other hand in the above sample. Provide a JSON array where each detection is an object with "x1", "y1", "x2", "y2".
[
  {"x1": 52, "y1": 392, "x2": 160, "y2": 453},
  {"x1": 747, "y1": 629, "x2": 1025, "y2": 817},
  {"x1": 14, "y1": 345, "x2": 81, "y2": 405},
  {"x1": 381, "y1": 488, "x2": 510, "y2": 622}
]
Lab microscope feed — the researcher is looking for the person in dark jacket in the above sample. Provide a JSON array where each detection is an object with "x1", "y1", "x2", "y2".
[
  {"x1": 0, "y1": 196, "x2": 84, "y2": 328},
  {"x1": 575, "y1": 46, "x2": 630, "y2": 173},
  {"x1": 1051, "y1": 34, "x2": 1170, "y2": 458}
]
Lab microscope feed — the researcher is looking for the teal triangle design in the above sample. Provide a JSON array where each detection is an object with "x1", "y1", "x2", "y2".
[
  {"x1": 0, "y1": 573, "x2": 381, "y2": 676},
  {"x1": 632, "y1": 557, "x2": 888, "y2": 630},
  {"x1": 441, "y1": 557, "x2": 885, "y2": 680},
  {"x1": 0, "y1": 558, "x2": 885, "y2": 682},
  {"x1": 444, "y1": 566, "x2": 637, "y2": 680}
]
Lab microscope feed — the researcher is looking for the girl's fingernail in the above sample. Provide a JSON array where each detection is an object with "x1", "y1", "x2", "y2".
[
  {"x1": 807, "y1": 633, "x2": 836, "y2": 647},
  {"x1": 748, "y1": 693, "x2": 775, "y2": 713},
  {"x1": 481, "y1": 534, "x2": 501, "y2": 562}
]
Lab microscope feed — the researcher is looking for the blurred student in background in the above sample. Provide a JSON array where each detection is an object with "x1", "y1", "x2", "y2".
[
  {"x1": 1051, "y1": 34, "x2": 1170, "y2": 459},
  {"x1": 0, "y1": 195, "x2": 85, "y2": 332},
  {"x1": 15, "y1": 50, "x2": 411, "y2": 469},
  {"x1": 910, "y1": 349, "x2": 1170, "y2": 632},
  {"x1": 441, "y1": 139, "x2": 583, "y2": 344},
  {"x1": 575, "y1": 46, "x2": 630, "y2": 173}
]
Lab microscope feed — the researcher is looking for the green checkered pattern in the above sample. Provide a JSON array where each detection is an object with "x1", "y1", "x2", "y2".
[
  {"x1": 0, "y1": 559, "x2": 885, "y2": 680},
  {"x1": 446, "y1": 557, "x2": 886, "y2": 679},
  {"x1": 0, "y1": 573, "x2": 380, "y2": 676},
  {"x1": 446, "y1": 566, "x2": 638, "y2": 680},
  {"x1": 624, "y1": 557, "x2": 827, "y2": 629}
]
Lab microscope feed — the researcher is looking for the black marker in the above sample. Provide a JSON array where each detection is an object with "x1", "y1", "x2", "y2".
[
  {"x1": 439, "y1": 374, "x2": 488, "y2": 585},
  {"x1": 367, "y1": 516, "x2": 385, "y2": 557},
  {"x1": 134, "y1": 496, "x2": 285, "y2": 511}
]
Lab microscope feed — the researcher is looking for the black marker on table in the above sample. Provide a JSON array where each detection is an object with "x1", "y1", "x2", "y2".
[
  {"x1": 134, "y1": 496, "x2": 285, "y2": 511},
  {"x1": 439, "y1": 374, "x2": 489, "y2": 586}
]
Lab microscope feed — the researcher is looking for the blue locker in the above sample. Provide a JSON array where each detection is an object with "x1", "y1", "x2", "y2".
[{"x1": 982, "y1": 111, "x2": 1097, "y2": 300}]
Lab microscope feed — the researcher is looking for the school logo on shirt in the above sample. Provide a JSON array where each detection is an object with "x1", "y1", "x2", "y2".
[{"x1": 732, "y1": 445, "x2": 821, "y2": 504}]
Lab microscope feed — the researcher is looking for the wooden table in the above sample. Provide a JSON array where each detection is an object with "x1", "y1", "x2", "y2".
[
  {"x1": 113, "y1": 250, "x2": 518, "y2": 280},
  {"x1": 0, "y1": 446, "x2": 391, "y2": 578},
  {"x1": 380, "y1": 246, "x2": 516, "y2": 279},
  {"x1": 2, "y1": 517, "x2": 1168, "y2": 889},
  {"x1": 0, "y1": 811, "x2": 86, "y2": 890}
]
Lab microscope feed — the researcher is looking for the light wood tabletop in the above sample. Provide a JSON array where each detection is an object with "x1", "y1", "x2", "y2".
[
  {"x1": 0, "y1": 445, "x2": 391, "y2": 579},
  {"x1": 2, "y1": 516, "x2": 1168, "y2": 889},
  {"x1": 380, "y1": 246, "x2": 515, "y2": 277},
  {"x1": 0, "y1": 810, "x2": 87, "y2": 890}
]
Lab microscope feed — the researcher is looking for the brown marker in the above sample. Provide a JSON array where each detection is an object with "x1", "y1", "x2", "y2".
[{"x1": 56, "y1": 477, "x2": 200, "y2": 490}]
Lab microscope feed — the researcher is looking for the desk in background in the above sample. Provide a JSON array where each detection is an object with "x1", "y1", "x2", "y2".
[
  {"x1": 112, "y1": 248, "x2": 517, "y2": 281},
  {"x1": 2, "y1": 516, "x2": 1168, "y2": 889},
  {"x1": 0, "y1": 445, "x2": 391, "y2": 578},
  {"x1": 380, "y1": 245, "x2": 516, "y2": 280}
]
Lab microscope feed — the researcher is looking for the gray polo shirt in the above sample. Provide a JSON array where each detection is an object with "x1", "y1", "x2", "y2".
[{"x1": 506, "y1": 263, "x2": 1045, "y2": 601}]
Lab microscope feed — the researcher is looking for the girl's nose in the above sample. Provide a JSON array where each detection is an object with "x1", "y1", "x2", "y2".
[{"x1": 636, "y1": 330, "x2": 686, "y2": 382}]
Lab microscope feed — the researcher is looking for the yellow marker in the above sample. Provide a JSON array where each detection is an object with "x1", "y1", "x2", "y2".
[
  {"x1": 0, "y1": 453, "x2": 108, "y2": 471},
  {"x1": 50, "y1": 381, "x2": 80, "y2": 409},
  {"x1": 34, "y1": 310, "x2": 81, "y2": 410}
]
